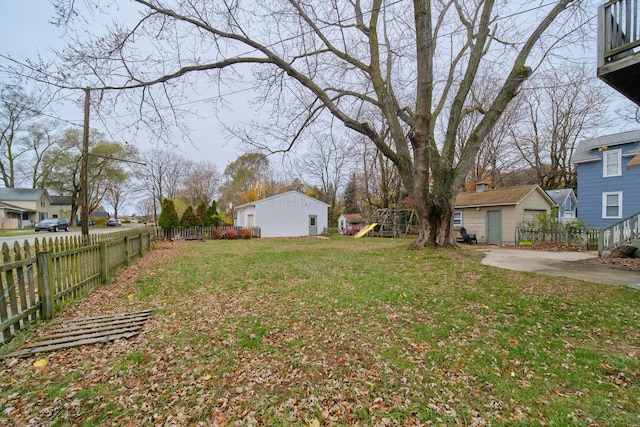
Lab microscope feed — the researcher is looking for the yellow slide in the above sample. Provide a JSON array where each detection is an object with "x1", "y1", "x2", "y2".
[{"x1": 353, "y1": 223, "x2": 378, "y2": 238}]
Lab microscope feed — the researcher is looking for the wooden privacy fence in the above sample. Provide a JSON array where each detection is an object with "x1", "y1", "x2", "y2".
[{"x1": 0, "y1": 228, "x2": 154, "y2": 344}]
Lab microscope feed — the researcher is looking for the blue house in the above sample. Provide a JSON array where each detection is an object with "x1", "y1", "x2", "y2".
[
  {"x1": 545, "y1": 189, "x2": 578, "y2": 223},
  {"x1": 573, "y1": 129, "x2": 640, "y2": 229}
]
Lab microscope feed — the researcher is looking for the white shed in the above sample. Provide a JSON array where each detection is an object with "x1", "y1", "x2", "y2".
[{"x1": 234, "y1": 191, "x2": 329, "y2": 238}]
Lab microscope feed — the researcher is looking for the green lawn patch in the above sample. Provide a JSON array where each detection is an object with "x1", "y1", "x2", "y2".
[{"x1": 1, "y1": 236, "x2": 639, "y2": 426}]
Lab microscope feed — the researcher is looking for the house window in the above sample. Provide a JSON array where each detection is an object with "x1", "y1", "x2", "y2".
[
  {"x1": 602, "y1": 192, "x2": 622, "y2": 219},
  {"x1": 40, "y1": 197, "x2": 46, "y2": 208},
  {"x1": 565, "y1": 197, "x2": 574, "y2": 211},
  {"x1": 453, "y1": 211, "x2": 463, "y2": 227},
  {"x1": 603, "y1": 149, "x2": 622, "y2": 177}
]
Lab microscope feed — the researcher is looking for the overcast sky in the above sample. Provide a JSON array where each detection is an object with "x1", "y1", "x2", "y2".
[
  {"x1": 0, "y1": 0, "x2": 252, "y2": 172},
  {"x1": 2, "y1": 1, "x2": 638, "y2": 179}
]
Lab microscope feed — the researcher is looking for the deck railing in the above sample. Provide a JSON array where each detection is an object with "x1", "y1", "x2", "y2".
[
  {"x1": 598, "y1": 0, "x2": 640, "y2": 66},
  {"x1": 599, "y1": 211, "x2": 640, "y2": 253},
  {"x1": 0, "y1": 228, "x2": 154, "y2": 345}
]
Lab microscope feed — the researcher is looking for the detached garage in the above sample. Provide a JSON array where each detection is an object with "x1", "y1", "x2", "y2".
[
  {"x1": 454, "y1": 184, "x2": 555, "y2": 245},
  {"x1": 234, "y1": 191, "x2": 329, "y2": 238}
]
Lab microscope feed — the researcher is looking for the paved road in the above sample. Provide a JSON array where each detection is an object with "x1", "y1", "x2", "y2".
[
  {"x1": 479, "y1": 247, "x2": 640, "y2": 289},
  {"x1": 0, "y1": 224, "x2": 147, "y2": 248}
]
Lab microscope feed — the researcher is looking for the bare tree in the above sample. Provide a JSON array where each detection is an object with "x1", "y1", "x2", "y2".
[
  {"x1": 180, "y1": 160, "x2": 221, "y2": 206},
  {"x1": 104, "y1": 180, "x2": 127, "y2": 219},
  {"x1": 0, "y1": 85, "x2": 43, "y2": 187},
  {"x1": 42, "y1": 0, "x2": 588, "y2": 247},
  {"x1": 15, "y1": 121, "x2": 61, "y2": 188},
  {"x1": 139, "y1": 149, "x2": 188, "y2": 207},
  {"x1": 453, "y1": 81, "x2": 524, "y2": 190},
  {"x1": 294, "y1": 129, "x2": 351, "y2": 222},
  {"x1": 356, "y1": 131, "x2": 400, "y2": 217},
  {"x1": 512, "y1": 65, "x2": 606, "y2": 189}
]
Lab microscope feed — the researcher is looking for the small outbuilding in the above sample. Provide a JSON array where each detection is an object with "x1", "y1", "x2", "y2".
[
  {"x1": 453, "y1": 184, "x2": 556, "y2": 245},
  {"x1": 337, "y1": 213, "x2": 367, "y2": 235},
  {"x1": 234, "y1": 191, "x2": 329, "y2": 238}
]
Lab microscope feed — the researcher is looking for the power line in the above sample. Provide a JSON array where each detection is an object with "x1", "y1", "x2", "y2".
[{"x1": 0, "y1": 1, "x2": 595, "y2": 130}]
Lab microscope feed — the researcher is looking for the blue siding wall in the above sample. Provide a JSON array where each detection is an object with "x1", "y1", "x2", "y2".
[{"x1": 577, "y1": 145, "x2": 640, "y2": 228}]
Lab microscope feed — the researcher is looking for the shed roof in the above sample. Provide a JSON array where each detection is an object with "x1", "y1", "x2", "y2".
[
  {"x1": 454, "y1": 184, "x2": 554, "y2": 208},
  {"x1": 235, "y1": 191, "x2": 330, "y2": 209},
  {"x1": 341, "y1": 213, "x2": 366, "y2": 223},
  {"x1": 0, "y1": 188, "x2": 47, "y2": 201},
  {"x1": 573, "y1": 129, "x2": 640, "y2": 164}
]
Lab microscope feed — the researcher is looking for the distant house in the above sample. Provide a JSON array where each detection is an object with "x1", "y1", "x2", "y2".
[
  {"x1": 337, "y1": 213, "x2": 367, "y2": 235},
  {"x1": 0, "y1": 188, "x2": 70, "y2": 229},
  {"x1": 234, "y1": 191, "x2": 329, "y2": 238},
  {"x1": 50, "y1": 195, "x2": 73, "y2": 220},
  {"x1": 573, "y1": 129, "x2": 640, "y2": 228},
  {"x1": 546, "y1": 189, "x2": 578, "y2": 223},
  {"x1": 453, "y1": 184, "x2": 556, "y2": 245},
  {"x1": 0, "y1": 201, "x2": 31, "y2": 229}
]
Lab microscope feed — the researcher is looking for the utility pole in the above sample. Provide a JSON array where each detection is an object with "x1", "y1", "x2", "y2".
[{"x1": 81, "y1": 88, "x2": 90, "y2": 237}]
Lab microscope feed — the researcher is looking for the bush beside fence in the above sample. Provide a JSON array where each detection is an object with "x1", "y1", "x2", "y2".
[
  {"x1": 0, "y1": 228, "x2": 154, "y2": 345},
  {"x1": 158, "y1": 226, "x2": 261, "y2": 240}
]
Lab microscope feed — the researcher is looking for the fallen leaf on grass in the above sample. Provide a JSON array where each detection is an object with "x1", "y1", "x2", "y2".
[
  {"x1": 33, "y1": 359, "x2": 47, "y2": 368},
  {"x1": 599, "y1": 362, "x2": 616, "y2": 372},
  {"x1": 308, "y1": 418, "x2": 320, "y2": 427}
]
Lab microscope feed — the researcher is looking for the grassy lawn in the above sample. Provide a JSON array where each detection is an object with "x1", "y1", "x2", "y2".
[
  {"x1": 1, "y1": 237, "x2": 639, "y2": 426},
  {"x1": 0, "y1": 229, "x2": 35, "y2": 237}
]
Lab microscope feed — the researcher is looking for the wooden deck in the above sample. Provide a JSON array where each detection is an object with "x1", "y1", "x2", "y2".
[{"x1": 597, "y1": 0, "x2": 640, "y2": 105}]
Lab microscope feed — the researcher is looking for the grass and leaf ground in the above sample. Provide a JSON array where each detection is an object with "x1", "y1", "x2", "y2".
[{"x1": 1, "y1": 237, "x2": 639, "y2": 426}]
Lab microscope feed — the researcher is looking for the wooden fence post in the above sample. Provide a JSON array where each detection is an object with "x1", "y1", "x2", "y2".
[
  {"x1": 124, "y1": 235, "x2": 130, "y2": 265},
  {"x1": 36, "y1": 250, "x2": 55, "y2": 320},
  {"x1": 99, "y1": 242, "x2": 107, "y2": 283}
]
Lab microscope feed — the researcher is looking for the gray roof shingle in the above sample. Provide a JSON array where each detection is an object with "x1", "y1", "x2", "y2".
[
  {"x1": 0, "y1": 188, "x2": 47, "y2": 201},
  {"x1": 573, "y1": 129, "x2": 640, "y2": 164}
]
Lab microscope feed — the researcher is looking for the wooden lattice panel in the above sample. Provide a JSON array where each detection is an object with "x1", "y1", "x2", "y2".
[{"x1": 1, "y1": 310, "x2": 151, "y2": 359}]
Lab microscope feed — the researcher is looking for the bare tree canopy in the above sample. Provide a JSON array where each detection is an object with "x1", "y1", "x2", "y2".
[
  {"x1": 180, "y1": 160, "x2": 221, "y2": 206},
  {"x1": 511, "y1": 65, "x2": 605, "y2": 190},
  {"x1": 0, "y1": 85, "x2": 44, "y2": 188},
  {"x1": 45, "y1": 0, "x2": 588, "y2": 246}
]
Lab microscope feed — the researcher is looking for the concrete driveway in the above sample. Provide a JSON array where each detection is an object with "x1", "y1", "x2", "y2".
[{"x1": 479, "y1": 247, "x2": 640, "y2": 289}]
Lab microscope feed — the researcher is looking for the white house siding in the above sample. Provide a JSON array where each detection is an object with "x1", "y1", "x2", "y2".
[{"x1": 236, "y1": 192, "x2": 329, "y2": 238}]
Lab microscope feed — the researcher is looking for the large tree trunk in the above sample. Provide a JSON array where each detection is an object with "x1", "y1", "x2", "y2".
[
  {"x1": 415, "y1": 206, "x2": 454, "y2": 247},
  {"x1": 413, "y1": 189, "x2": 456, "y2": 248}
]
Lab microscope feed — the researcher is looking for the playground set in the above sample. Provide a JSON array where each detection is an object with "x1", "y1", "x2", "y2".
[{"x1": 354, "y1": 208, "x2": 420, "y2": 238}]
